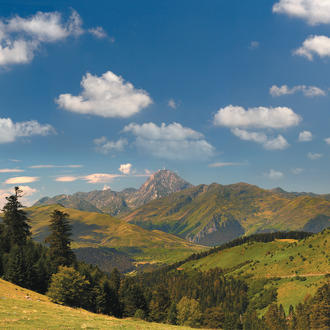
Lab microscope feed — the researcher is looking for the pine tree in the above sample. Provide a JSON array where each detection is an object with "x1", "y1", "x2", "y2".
[
  {"x1": 4, "y1": 245, "x2": 27, "y2": 286},
  {"x1": 264, "y1": 303, "x2": 288, "y2": 330},
  {"x1": 167, "y1": 302, "x2": 178, "y2": 325},
  {"x1": 119, "y1": 278, "x2": 147, "y2": 317},
  {"x1": 95, "y1": 279, "x2": 121, "y2": 316},
  {"x1": 2, "y1": 187, "x2": 30, "y2": 247},
  {"x1": 149, "y1": 284, "x2": 171, "y2": 322},
  {"x1": 45, "y1": 210, "x2": 75, "y2": 269},
  {"x1": 309, "y1": 283, "x2": 330, "y2": 330}
]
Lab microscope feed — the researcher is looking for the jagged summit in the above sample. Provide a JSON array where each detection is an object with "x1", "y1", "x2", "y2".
[{"x1": 128, "y1": 169, "x2": 193, "y2": 207}]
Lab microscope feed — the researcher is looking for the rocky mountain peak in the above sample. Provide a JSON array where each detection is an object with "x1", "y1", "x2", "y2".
[{"x1": 139, "y1": 169, "x2": 192, "y2": 197}]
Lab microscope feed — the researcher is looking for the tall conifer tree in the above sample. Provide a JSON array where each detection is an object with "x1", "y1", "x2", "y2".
[
  {"x1": 45, "y1": 210, "x2": 75, "y2": 268},
  {"x1": 2, "y1": 186, "x2": 31, "y2": 247}
]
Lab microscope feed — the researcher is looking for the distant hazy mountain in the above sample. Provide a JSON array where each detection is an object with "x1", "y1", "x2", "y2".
[
  {"x1": 123, "y1": 182, "x2": 330, "y2": 246},
  {"x1": 269, "y1": 187, "x2": 330, "y2": 200},
  {"x1": 34, "y1": 169, "x2": 193, "y2": 216}
]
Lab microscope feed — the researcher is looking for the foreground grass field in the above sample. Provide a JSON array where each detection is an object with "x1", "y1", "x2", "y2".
[{"x1": 0, "y1": 279, "x2": 193, "y2": 330}]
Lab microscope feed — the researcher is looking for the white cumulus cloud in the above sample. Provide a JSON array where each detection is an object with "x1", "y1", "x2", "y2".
[
  {"x1": 123, "y1": 122, "x2": 215, "y2": 160},
  {"x1": 0, "y1": 39, "x2": 38, "y2": 66},
  {"x1": 265, "y1": 169, "x2": 284, "y2": 179},
  {"x1": 56, "y1": 71, "x2": 152, "y2": 118},
  {"x1": 213, "y1": 105, "x2": 300, "y2": 151},
  {"x1": 88, "y1": 26, "x2": 107, "y2": 39},
  {"x1": 298, "y1": 130, "x2": 313, "y2": 142},
  {"x1": 294, "y1": 35, "x2": 330, "y2": 60},
  {"x1": 0, "y1": 118, "x2": 55, "y2": 143},
  {"x1": 270, "y1": 84, "x2": 326, "y2": 97},
  {"x1": 0, "y1": 185, "x2": 37, "y2": 208},
  {"x1": 214, "y1": 105, "x2": 301, "y2": 129},
  {"x1": 325, "y1": 137, "x2": 330, "y2": 144},
  {"x1": 0, "y1": 10, "x2": 83, "y2": 67},
  {"x1": 273, "y1": 0, "x2": 330, "y2": 25},
  {"x1": 94, "y1": 136, "x2": 127, "y2": 154},
  {"x1": 119, "y1": 163, "x2": 132, "y2": 175},
  {"x1": 231, "y1": 128, "x2": 289, "y2": 150},
  {"x1": 6, "y1": 10, "x2": 82, "y2": 42},
  {"x1": 307, "y1": 152, "x2": 323, "y2": 160},
  {"x1": 0, "y1": 10, "x2": 106, "y2": 67}
]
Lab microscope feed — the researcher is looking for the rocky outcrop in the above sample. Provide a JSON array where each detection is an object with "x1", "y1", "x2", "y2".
[{"x1": 189, "y1": 214, "x2": 245, "y2": 246}]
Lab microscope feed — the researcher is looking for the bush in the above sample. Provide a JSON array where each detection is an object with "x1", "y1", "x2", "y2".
[
  {"x1": 47, "y1": 266, "x2": 90, "y2": 308},
  {"x1": 134, "y1": 309, "x2": 146, "y2": 320}
]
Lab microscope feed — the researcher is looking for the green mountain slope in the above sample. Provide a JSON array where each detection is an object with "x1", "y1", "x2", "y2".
[
  {"x1": 123, "y1": 182, "x2": 330, "y2": 245},
  {"x1": 179, "y1": 229, "x2": 330, "y2": 313},
  {"x1": 0, "y1": 279, "x2": 192, "y2": 329},
  {"x1": 26, "y1": 205, "x2": 205, "y2": 272}
]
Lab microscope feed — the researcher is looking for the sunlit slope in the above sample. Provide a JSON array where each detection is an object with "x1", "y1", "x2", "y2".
[
  {"x1": 180, "y1": 229, "x2": 330, "y2": 313},
  {"x1": 181, "y1": 229, "x2": 330, "y2": 277},
  {"x1": 123, "y1": 183, "x2": 330, "y2": 245},
  {"x1": 26, "y1": 205, "x2": 205, "y2": 265},
  {"x1": 0, "y1": 279, "x2": 192, "y2": 329}
]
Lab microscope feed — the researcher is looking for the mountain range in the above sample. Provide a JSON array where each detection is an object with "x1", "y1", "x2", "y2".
[
  {"x1": 34, "y1": 170, "x2": 330, "y2": 247},
  {"x1": 123, "y1": 181, "x2": 330, "y2": 246},
  {"x1": 34, "y1": 170, "x2": 192, "y2": 216}
]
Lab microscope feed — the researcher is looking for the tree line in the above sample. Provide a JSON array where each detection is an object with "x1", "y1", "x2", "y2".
[{"x1": 0, "y1": 187, "x2": 328, "y2": 329}]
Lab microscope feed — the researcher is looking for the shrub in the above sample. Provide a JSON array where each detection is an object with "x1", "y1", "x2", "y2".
[{"x1": 47, "y1": 266, "x2": 90, "y2": 308}]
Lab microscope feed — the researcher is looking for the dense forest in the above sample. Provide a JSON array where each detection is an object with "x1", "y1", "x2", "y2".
[{"x1": 0, "y1": 188, "x2": 328, "y2": 329}]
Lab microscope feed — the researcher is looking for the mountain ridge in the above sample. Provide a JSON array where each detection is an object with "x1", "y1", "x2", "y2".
[
  {"x1": 34, "y1": 169, "x2": 192, "y2": 216},
  {"x1": 123, "y1": 182, "x2": 330, "y2": 246}
]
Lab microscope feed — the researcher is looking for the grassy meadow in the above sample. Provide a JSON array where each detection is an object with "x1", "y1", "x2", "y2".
[
  {"x1": 180, "y1": 229, "x2": 330, "y2": 312},
  {"x1": 0, "y1": 279, "x2": 193, "y2": 330}
]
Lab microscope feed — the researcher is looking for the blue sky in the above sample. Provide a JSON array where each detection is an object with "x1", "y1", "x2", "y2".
[{"x1": 0, "y1": 0, "x2": 330, "y2": 205}]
